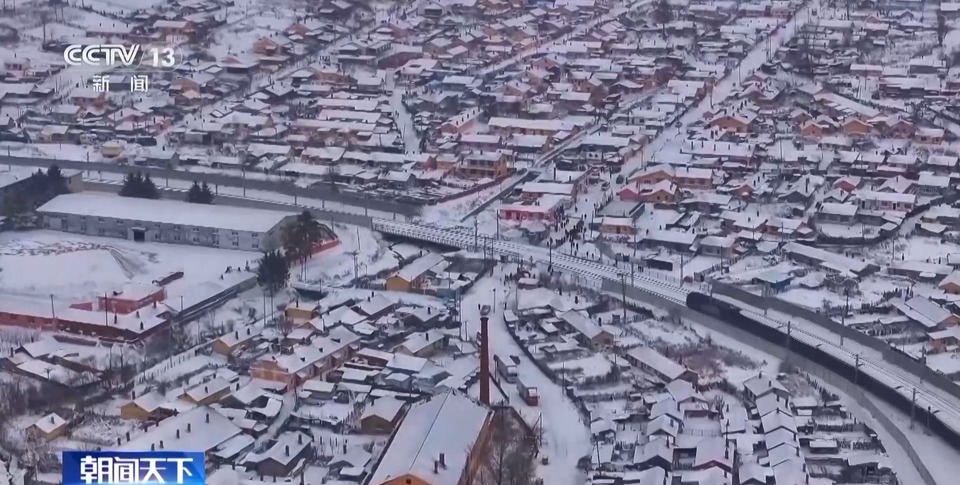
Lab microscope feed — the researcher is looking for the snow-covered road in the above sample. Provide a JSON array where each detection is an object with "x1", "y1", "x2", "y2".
[
  {"x1": 475, "y1": 0, "x2": 655, "y2": 78},
  {"x1": 371, "y1": 219, "x2": 960, "y2": 443},
  {"x1": 619, "y1": 0, "x2": 822, "y2": 180},
  {"x1": 461, "y1": 273, "x2": 590, "y2": 485}
]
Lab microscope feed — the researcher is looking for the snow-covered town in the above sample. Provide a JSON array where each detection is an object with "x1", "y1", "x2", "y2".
[{"x1": 5, "y1": 0, "x2": 960, "y2": 483}]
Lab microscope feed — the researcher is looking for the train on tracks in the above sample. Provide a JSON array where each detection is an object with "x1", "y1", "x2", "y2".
[{"x1": 685, "y1": 291, "x2": 960, "y2": 448}]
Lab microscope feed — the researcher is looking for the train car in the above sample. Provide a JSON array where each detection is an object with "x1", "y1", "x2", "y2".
[{"x1": 686, "y1": 291, "x2": 741, "y2": 320}]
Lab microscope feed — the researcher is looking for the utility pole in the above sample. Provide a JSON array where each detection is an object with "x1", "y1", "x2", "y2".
[
  {"x1": 841, "y1": 287, "x2": 849, "y2": 347},
  {"x1": 910, "y1": 388, "x2": 917, "y2": 429},
  {"x1": 785, "y1": 320, "x2": 792, "y2": 363},
  {"x1": 50, "y1": 294, "x2": 57, "y2": 321},
  {"x1": 474, "y1": 218, "x2": 479, "y2": 251},
  {"x1": 680, "y1": 251, "x2": 685, "y2": 283},
  {"x1": 620, "y1": 272, "x2": 628, "y2": 323},
  {"x1": 854, "y1": 353, "x2": 860, "y2": 385}
]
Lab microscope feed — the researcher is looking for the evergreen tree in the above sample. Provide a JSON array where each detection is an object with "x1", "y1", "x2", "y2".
[
  {"x1": 186, "y1": 181, "x2": 214, "y2": 203},
  {"x1": 653, "y1": 0, "x2": 672, "y2": 37},
  {"x1": 45, "y1": 165, "x2": 68, "y2": 196},
  {"x1": 141, "y1": 174, "x2": 160, "y2": 199},
  {"x1": 118, "y1": 172, "x2": 143, "y2": 197},
  {"x1": 282, "y1": 210, "x2": 323, "y2": 265},
  {"x1": 2, "y1": 191, "x2": 29, "y2": 217},
  {"x1": 119, "y1": 171, "x2": 161, "y2": 199},
  {"x1": 257, "y1": 250, "x2": 290, "y2": 294},
  {"x1": 200, "y1": 181, "x2": 214, "y2": 203},
  {"x1": 186, "y1": 180, "x2": 204, "y2": 203}
]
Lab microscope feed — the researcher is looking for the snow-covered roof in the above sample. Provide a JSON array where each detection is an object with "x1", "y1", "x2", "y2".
[
  {"x1": 694, "y1": 437, "x2": 731, "y2": 469},
  {"x1": 743, "y1": 374, "x2": 788, "y2": 398},
  {"x1": 760, "y1": 410, "x2": 797, "y2": 435},
  {"x1": 32, "y1": 413, "x2": 68, "y2": 434},
  {"x1": 38, "y1": 193, "x2": 294, "y2": 233},
  {"x1": 633, "y1": 437, "x2": 672, "y2": 466},
  {"x1": 627, "y1": 347, "x2": 690, "y2": 381},
  {"x1": 118, "y1": 406, "x2": 241, "y2": 453},
  {"x1": 368, "y1": 393, "x2": 489, "y2": 485},
  {"x1": 361, "y1": 396, "x2": 405, "y2": 423},
  {"x1": 395, "y1": 253, "x2": 446, "y2": 282},
  {"x1": 891, "y1": 296, "x2": 952, "y2": 329},
  {"x1": 559, "y1": 310, "x2": 607, "y2": 341},
  {"x1": 244, "y1": 431, "x2": 311, "y2": 467},
  {"x1": 399, "y1": 330, "x2": 446, "y2": 354},
  {"x1": 182, "y1": 377, "x2": 232, "y2": 403}
]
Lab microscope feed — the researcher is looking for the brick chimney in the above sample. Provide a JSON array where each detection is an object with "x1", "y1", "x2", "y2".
[{"x1": 479, "y1": 316, "x2": 490, "y2": 405}]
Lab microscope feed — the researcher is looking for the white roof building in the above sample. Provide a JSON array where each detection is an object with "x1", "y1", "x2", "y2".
[
  {"x1": 368, "y1": 393, "x2": 490, "y2": 485},
  {"x1": 34, "y1": 192, "x2": 276, "y2": 230},
  {"x1": 118, "y1": 406, "x2": 241, "y2": 453}
]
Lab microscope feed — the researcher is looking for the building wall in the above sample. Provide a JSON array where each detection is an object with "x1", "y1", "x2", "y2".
[
  {"x1": 41, "y1": 212, "x2": 290, "y2": 251},
  {"x1": 120, "y1": 403, "x2": 154, "y2": 421},
  {"x1": 100, "y1": 288, "x2": 167, "y2": 314},
  {"x1": 377, "y1": 474, "x2": 436, "y2": 485},
  {"x1": 360, "y1": 415, "x2": 397, "y2": 434},
  {"x1": 385, "y1": 276, "x2": 413, "y2": 292}
]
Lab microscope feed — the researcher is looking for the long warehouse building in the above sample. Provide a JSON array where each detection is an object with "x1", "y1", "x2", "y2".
[{"x1": 37, "y1": 192, "x2": 295, "y2": 251}]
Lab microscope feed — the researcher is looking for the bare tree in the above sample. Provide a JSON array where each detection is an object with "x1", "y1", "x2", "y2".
[{"x1": 478, "y1": 409, "x2": 537, "y2": 485}]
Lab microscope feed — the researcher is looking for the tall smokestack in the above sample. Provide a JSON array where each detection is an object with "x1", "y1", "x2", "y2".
[{"x1": 480, "y1": 315, "x2": 490, "y2": 405}]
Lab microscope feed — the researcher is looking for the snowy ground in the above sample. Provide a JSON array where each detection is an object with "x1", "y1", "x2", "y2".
[
  {"x1": 460, "y1": 270, "x2": 592, "y2": 485},
  {"x1": 0, "y1": 230, "x2": 259, "y2": 303},
  {"x1": 297, "y1": 224, "x2": 398, "y2": 287}
]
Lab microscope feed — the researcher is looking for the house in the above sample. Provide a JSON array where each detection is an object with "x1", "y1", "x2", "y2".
[
  {"x1": 558, "y1": 310, "x2": 615, "y2": 347},
  {"x1": 498, "y1": 195, "x2": 566, "y2": 222},
  {"x1": 367, "y1": 392, "x2": 492, "y2": 485},
  {"x1": 625, "y1": 347, "x2": 698, "y2": 384},
  {"x1": 633, "y1": 438, "x2": 673, "y2": 471},
  {"x1": 707, "y1": 110, "x2": 756, "y2": 133},
  {"x1": 118, "y1": 406, "x2": 242, "y2": 456},
  {"x1": 939, "y1": 271, "x2": 960, "y2": 295},
  {"x1": 888, "y1": 261, "x2": 952, "y2": 282},
  {"x1": 120, "y1": 391, "x2": 171, "y2": 421},
  {"x1": 28, "y1": 413, "x2": 69, "y2": 440},
  {"x1": 385, "y1": 253, "x2": 447, "y2": 292},
  {"x1": 816, "y1": 203, "x2": 858, "y2": 224},
  {"x1": 249, "y1": 345, "x2": 326, "y2": 389},
  {"x1": 598, "y1": 217, "x2": 637, "y2": 237},
  {"x1": 742, "y1": 373, "x2": 789, "y2": 402},
  {"x1": 180, "y1": 377, "x2": 232, "y2": 405},
  {"x1": 630, "y1": 164, "x2": 675, "y2": 185},
  {"x1": 891, "y1": 296, "x2": 958, "y2": 330},
  {"x1": 842, "y1": 118, "x2": 872, "y2": 136},
  {"x1": 641, "y1": 230, "x2": 697, "y2": 253},
  {"x1": 213, "y1": 327, "x2": 263, "y2": 356},
  {"x1": 918, "y1": 172, "x2": 951, "y2": 197},
  {"x1": 674, "y1": 167, "x2": 716, "y2": 189},
  {"x1": 782, "y1": 242, "x2": 878, "y2": 276},
  {"x1": 927, "y1": 326, "x2": 960, "y2": 353},
  {"x1": 620, "y1": 180, "x2": 679, "y2": 204},
  {"x1": 396, "y1": 330, "x2": 448, "y2": 357},
  {"x1": 460, "y1": 152, "x2": 511, "y2": 179},
  {"x1": 520, "y1": 182, "x2": 576, "y2": 201},
  {"x1": 854, "y1": 190, "x2": 916, "y2": 212},
  {"x1": 244, "y1": 431, "x2": 312, "y2": 477},
  {"x1": 360, "y1": 396, "x2": 406, "y2": 434},
  {"x1": 915, "y1": 127, "x2": 945, "y2": 144},
  {"x1": 697, "y1": 236, "x2": 735, "y2": 259}
]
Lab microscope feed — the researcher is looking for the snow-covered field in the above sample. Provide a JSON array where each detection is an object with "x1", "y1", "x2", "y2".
[{"x1": 0, "y1": 230, "x2": 259, "y2": 302}]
